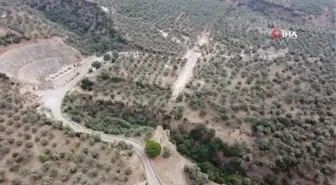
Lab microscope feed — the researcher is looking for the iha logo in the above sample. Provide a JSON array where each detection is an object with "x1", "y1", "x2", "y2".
[{"x1": 272, "y1": 28, "x2": 297, "y2": 39}]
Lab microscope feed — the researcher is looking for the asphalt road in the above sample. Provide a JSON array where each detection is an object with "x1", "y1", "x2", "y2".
[{"x1": 40, "y1": 56, "x2": 161, "y2": 185}]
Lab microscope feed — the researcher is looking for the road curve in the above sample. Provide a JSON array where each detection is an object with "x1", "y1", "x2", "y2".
[{"x1": 40, "y1": 57, "x2": 161, "y2": 185}]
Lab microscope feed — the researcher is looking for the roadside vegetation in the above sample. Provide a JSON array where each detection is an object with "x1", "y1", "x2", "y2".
[
  {"x1": 63, "y1": 91, "x2": 157, "y2": 139},
  {"x1": 62, "y1": 54, "x2": 182, "y2": 138}
]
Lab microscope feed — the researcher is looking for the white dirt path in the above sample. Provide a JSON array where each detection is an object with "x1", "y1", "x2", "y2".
[
  {"x1": 171, "y1": 30, "x2": 210, "y2": 100},
  {"x1": 171, "y1": 49, "x2": 201, "y2": 99}
]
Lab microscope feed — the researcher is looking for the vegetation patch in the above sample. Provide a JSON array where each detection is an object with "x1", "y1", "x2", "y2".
[
  {"x1": 0, "y1": 73, "x2": 145, "y2": 185},
  {"x1": 63, "y1": 92, "x2": 157, "y2": 138},
  {"x1": 172, "y1": 124, "x2": 257, "y2": 184},
  {"x1": 23, "y1": 0, "x2": 127, "y2": 54}
]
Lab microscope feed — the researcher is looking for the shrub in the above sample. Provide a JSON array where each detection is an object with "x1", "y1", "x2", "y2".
[
  {"x1": 9, "y1": 164, "x2": 20, "y2": 172},
  {"x1": 103, "y1": 53, "x2": 112, "y2": 61},
  {"x1": 67, "y1": 162, "x2": 77, "y2": 173},
  {"x1": 162, "y1": 147, "x2": 171, "y2": 158},
  {"x1": 80, "y1": 78, "x2": 94, "y2": 91},
  {"x1": 25, "y1": 141, "x2": 33, "y2": 148},
  {"x1": 112, "y1": 52, "x2": 119, "y2": 59},
  {"x1": 41, "y1": 139, "x2": 49, "y2": 146},
  {"x1": 91, "y1": 134, "x2": 101, "y2": 142},
  {"x1": 145, "y1": 140, "x2": 161, "y2": 158},
  {"x1": 30, "y1": 169, "x2": 43, "y2": 180},
  {"x1": 184, "y1": 165, "x2": 209, "y2": 185},
  {"x1": 50, "y1": 168, "x2": 58, "y2": 178},
  {"x1": 125, "y1": 168, "x2": 132, "y2": 175},
  {"x1": 88, "y1": 168, "x2": 98, "y2": 178},
  {"x1": 19, "y1": 168, "x2": 29, "y2": 177},
  {"x1": 11, "y1": 177, "x2": 23, "y2": 185},
  {"x1": 60, "y1": 170, "x2": 70, "y2": 182},
  {"x1": 91, "y1": 61, "x2": 102, "y2": 69},
  {"x1": 0, "y1": 125, "x2": 5, "y2": 132},
  {"x1": 91, "y1": 151, "x2": 99, "y2": 159},
  {"x1": 0, "y1": 170, "x2": 4, "y2": 183},
  {"x1": 41, "y1": 176, "x2": 52, "y2": 185}
]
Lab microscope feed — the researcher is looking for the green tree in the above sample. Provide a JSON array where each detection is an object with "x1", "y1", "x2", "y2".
[
  {"x1": 80, "y1": 78, "x2": 94, "y2": 91},
  {"x1": 145, "y1": 140, "x2": 161, "y2": 158}
]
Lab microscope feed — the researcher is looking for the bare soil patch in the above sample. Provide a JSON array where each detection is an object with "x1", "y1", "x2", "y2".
[
  {"x1": 171, "y1": 30, "x2": 210, "y2": 99},
  {"x1": 212, "y1": 125, "x2": 253, "y2": 145},
  {"x1": 151, "y1": 126, "x2": 192, "y2": 185},
  {"x1": 0, "y1": 38, "x2": 81, "y2": 86},
  {"x1": 0, "y1": 27, "x2": 7, "y2": 37}
]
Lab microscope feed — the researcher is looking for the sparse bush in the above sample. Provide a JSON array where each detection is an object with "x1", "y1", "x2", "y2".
[
  {"x1": 60, "y1": 170, "x2": 70, "y2": 182},
  {"x1": 184, "y1": 165, "x2": 209, "y2": 185},
  {"x1": 41, "y1": 176, "x2": 52, "y2": 185},
  {"x1": 10, "y1": 177, "x2": 23, "y2": 185},
  {"x1": 91, "y1": 134, "x2": 101, "y2": 142},
  {"x1": 80, "y1": 78, "x2": 94, "y2": 91},
  {"x1": 67, "y1": 162, "x2": 77, "y2": 174},
  {"x1": 103, "y1": 53, "x2": 112, "y2": 61},
  {"x1": 91, "y1": 61, "x2": 102, "y2": 69},
  {"x1": 88, "y1": 168, "x2": 98, "y2": 178},
  {"x1": 30, "y1": 169, "x2": 42, "y2": 180},
  {"x1": 0, "y1": 170, "x2": 5, "y2": 183},
  {"x1": 125, "y1": 168, "x2": 132, "y2": 175},
  {"x1": 50, "y1": 168, "x2": 58, "y2": 178},
  {"x1": 25, "y1": 141, "x2": 33, "y2": 148},
  {"x1": 162, "y1": 147, "x2": 171, "y2": 158}
]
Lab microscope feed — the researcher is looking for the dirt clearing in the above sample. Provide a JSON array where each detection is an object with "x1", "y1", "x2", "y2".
[
  {"x1": 151, "y1": 126, "x2": 192, "y2": 185},
  {"x1": 171, "y1": 30, "x2": 210, "y2": 99}
]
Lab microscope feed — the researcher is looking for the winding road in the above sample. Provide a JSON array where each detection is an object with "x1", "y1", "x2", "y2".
[{"x1": 39, "y1": 56, "x2": 161, "y2": 185}]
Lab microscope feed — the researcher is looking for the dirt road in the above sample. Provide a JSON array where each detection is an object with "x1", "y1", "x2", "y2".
[
  {"x1": 39, "y1": 56, "x2": 162, "y2": 185},
  {"x1": 171, "y1": 30, "x2": 210, "y2": 100},
  {"x1": 171, "y1": 49, "x2": 201, "y2": 99}
]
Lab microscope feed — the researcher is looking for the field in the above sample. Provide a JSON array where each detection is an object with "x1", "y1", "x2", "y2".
[
  {"x1": 62, "y1": 0, "x2": 336, "y2": 184},
  {"x1": 62, "y1": 53, "x2": 177, "y2": 138},
  {"x1": 264, "y1": 0, "x2": 335, "y2": 15},
  {"x1": 0, "y1": 74, "x2": 146, "y2": 185},
  {"x1": 0, "y1": 0, "x2": 334, "y2": 185},
  {"x1": 0, "y1": 4, "x2": 62, "y2": 48}
]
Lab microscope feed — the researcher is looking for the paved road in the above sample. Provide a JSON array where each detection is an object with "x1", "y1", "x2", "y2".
[{"x1": 40, "y1": 56, "x2": 161, "y2": 185}]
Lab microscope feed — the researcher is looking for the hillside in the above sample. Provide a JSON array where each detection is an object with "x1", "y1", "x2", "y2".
[
  {"x1": 0, "y1": 0, "x2": 334, "y2": 185},
  {"x1": 0, "y1": 73, "x2": 145, "y2": 185}
]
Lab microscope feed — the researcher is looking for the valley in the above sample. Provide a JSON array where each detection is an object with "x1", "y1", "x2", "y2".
[{"x1": 0, "y1": 0, "x2": 335, "y2": 185}]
